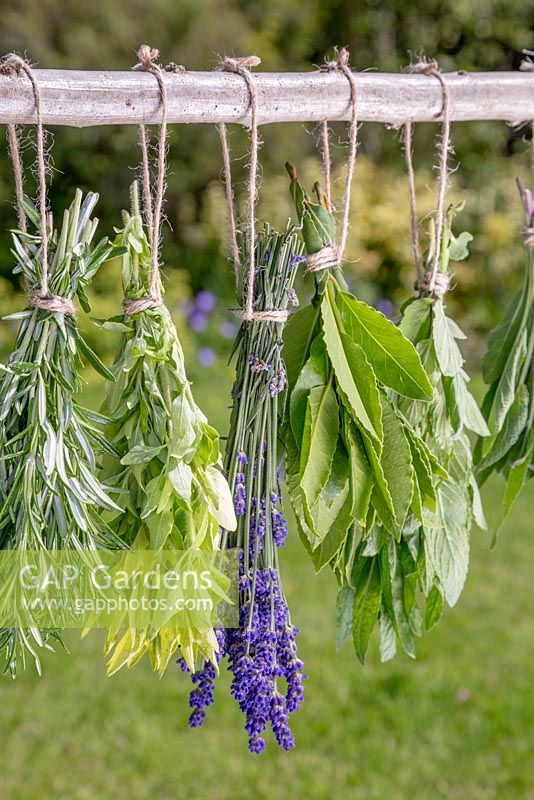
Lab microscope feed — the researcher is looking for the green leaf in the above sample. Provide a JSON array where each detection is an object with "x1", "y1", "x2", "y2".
[
  {"x1": 425, "y1": 586, "x2": 443, "y2": 630},
  {"x1": 448, "y1": 230, "x2": 473, "y2": 261},
  {"x1": 424, "y1": 477, "x2": 470, "y2": 607},
  {"x1": 380, "y1": 539, "x2": 416, "y2": 658},
  {"x1": 77, "y1": 333, "x2": 115, "y2": 381},
  {"x1": 352, "y1": 556, "x2": 381, "y2": 664},
  {"x1": 399, "y1": 297, "x2": 433, "y2": 344},
  {"x1": 379, "y1": 610, "x2": 397, "y2": 662},
  {"x1": 494, "y1": 433, "x2": 533, "y2": 540},
  {"x1": 321, "y1": 288, "x2": 383, "y2": 442},
  {"x1": 120, "y1": 444, "x2": 163, "y2": 466},
  {"x1": 432, "y1": 301, "x2": 463, "y2": 377},
  {"x1": 290, "y1": 334, "x2": 328, "y2": 443},
  {"x1": 167, "y1": 461, "x2": 193, "y2": 506},
  {"x1": 337, "y1": 292, "x2": 433, "y2": 400},
  {"x1": 489, "y1": 329, "x2": 527, "y2": 432},
  {"x1": 336, "y1": 585, "x2": 355, "y2": 650},
  {"x1": 283, "y1": 303, "x2": 321, "y2": 390},
  {"x1": 477, "y1": 384, "x2": 529, "y2": 473},
  {"x1": 374, "y1": 397, "x2": 414, "y2": 536},
  {"x1": 300, "y1": 381, "x2": 340, "y2": 537},
  {"x1": 343, "y1": 417, "x2": 373, "y2": 525},
  {"x1": 483, "y1": 291, "x2": 526, "y2": 384},
  {"x1": 450, "y1": 372, "x2": 490, "y2": 437},
  {"x1": 308, "y1": 440, "x2": 353, "y2": 550}
]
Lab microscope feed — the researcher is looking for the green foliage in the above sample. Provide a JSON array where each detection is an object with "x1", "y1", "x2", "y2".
[
  {"x1": 476, "y1": 184, "x2": 534, "y2": 534},
  {"x1": 101, "y1": 183, "x2": 235, "y2": 676},
  {"x1": 0, "y1": 190, "x2": 121, "y2": 676}
]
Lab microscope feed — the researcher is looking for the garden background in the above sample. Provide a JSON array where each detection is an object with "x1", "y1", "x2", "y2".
[{"x1": 0, "y1": 1, "x2": 533, "y2": 797}]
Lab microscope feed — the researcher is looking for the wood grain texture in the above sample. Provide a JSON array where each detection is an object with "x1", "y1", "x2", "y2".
[{"x1": 0, "y1": 69, "x2": 532, "y2": 127}]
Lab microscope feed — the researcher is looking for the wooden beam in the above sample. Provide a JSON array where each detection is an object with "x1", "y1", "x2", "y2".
[{"x1": 0, "y1": 69, "x2": 532, "y2": 128}]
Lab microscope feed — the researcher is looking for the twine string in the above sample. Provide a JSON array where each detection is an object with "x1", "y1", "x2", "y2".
[
  {"x1": 0, "y1": 53, "x2": 77, "y2": 313},
  {"x1": 217, "y1": 121, "x2": 241, "y2": 281},
  {"x1": 406, "y1": 59, "x2": 452, "y2": 295},
  {"x1": 403, "y1": 121, "x2": 423, "y2": 283},
  {"x1": 124, "y1": 44, "x2": 168, "y2": 314},
  {"x1": 220, "y1": 56, "x2": 266, "y2": 322},
  {"x1": 308, "y1": 47, "x2": 359, "y2": 274}
]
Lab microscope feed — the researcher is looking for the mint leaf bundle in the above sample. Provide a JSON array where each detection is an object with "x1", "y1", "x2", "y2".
[
  {"x1": 0, "y1": 190, "x2": 121, "y2": 675},
  {"x1": 475, "y1": 180, "x2": 534, "y2": 530},
  {"x1": 101, "y1": 183, "x2": 236, "y2": 675}
]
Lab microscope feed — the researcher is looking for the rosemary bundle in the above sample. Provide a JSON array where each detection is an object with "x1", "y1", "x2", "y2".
[
  {"x1": 0, "y1": 190, "x2": 122, "y2": 675},
  {"x1": 101, "y1": 182, "x2": 236, "y2": 675},
  {"x1": 180, "y1": 224, "x2": 306, "y2": 753},
  {"x1": 475, "y1": 180, "x2": 534, "y2": 530}
]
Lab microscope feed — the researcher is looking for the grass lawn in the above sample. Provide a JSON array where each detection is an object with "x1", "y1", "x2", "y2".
[{"x1": 0, "y1": 370, "x2": 532, "y2": 800}]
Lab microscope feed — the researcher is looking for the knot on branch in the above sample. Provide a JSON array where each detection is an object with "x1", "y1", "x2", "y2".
[
  {"x1": 419, "y1": 270, "x2": 451, "y2": 299},
  {"x1": 29, "y1": 289, "x2": 76, "y2": 315},
  {"x1": 324, "y1": 46, "x2": 351, "y2": 73},
  {"x1": 133, "y1": 45, "x2": 160, "y2": 72},
  {"x1": 0, "y1": 53, "x2": 27, "y2": 76},
  {"x1": 219, "y1": 56, "x2": 261, "y2": 74},
  {"x1": 405, "y1": 57, "x2": 440, "y2": 77}
]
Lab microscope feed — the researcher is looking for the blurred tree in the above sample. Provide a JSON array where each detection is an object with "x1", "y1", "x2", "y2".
[{"x1": 0, "y1": 0, "x2": 532, "y2": 337}]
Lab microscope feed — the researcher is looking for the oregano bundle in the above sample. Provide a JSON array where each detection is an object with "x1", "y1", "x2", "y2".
[{"x1": 100, "y1": 183, "x2": 236, "y2": 675}]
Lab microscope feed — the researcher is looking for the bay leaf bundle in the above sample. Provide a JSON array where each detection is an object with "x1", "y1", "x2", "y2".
[
  {"x1": 100, "y1": 182, "x2": 236, "y2": 675},
  {"x1": 0, "y1": 190, "x2": 121, "y2": 675},
  {"x1": 284, "y1": 165, "x2": 451, "y2": 659},
  {"x1": 475, "y1": 179, "x2": 533, "y2": 532}
]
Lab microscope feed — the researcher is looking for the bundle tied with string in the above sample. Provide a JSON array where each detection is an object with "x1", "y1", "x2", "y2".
[
  {"x1": 218, "y1": 55, "x2": 289, "y2": 324},
  {"x1": 0, "y1": 53, "x2": 76, "y2": 315},
  {"x1": 304, "y1": 47, "x2": 359, "y2": 274},
  {"x1": 121, "y1": 44, "x2": 167, "y2": 315},
  {"x1": 404, "y1": 58, "x2": 452, "y2": 299}
]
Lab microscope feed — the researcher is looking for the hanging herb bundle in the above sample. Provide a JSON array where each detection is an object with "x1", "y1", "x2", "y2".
[
  {"x1": 100, "y1": 182, "x2": 236, "y2": 675},
  {"x1": 180, "y1": 224, "x2": 306, "y2": 753},
  {"x1": 368, "y1": 201, "x2": 490, "y2": 660},
  {"x1": 283, "y1": 165, "x2": 451, "y2": 657},
  {"x1": 475, "y1": 179, "x2": 533, "y2": 530},
  {"x1": 0, "y1": 190, "x2": 122, "y2": 675}
]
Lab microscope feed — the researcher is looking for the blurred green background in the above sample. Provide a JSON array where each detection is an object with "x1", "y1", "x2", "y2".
[{"x1": 0, "y1": 1, "x2": 533, "y2": 798}]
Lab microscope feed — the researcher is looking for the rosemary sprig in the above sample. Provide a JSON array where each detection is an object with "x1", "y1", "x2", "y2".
[{"x1": 0, "y1": 190, "x2": 122, "y2": 676}]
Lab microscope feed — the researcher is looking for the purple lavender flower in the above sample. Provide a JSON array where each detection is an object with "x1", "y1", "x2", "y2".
[
  {"x1": 195, "y1": 290, "x2": 217, "y2": 313},
  {"x1": 198, "y1": 347, "x2": 216, "y2": 367},
  {"x1": 375, "y1": 298, "x2": 395, "y2": 319},
  {"x1": 233, "y1": 473, "x2": 247, "y2": 516},
  {"x1": 189, "y1": 309, "x2": 208, "y2": 332},
  {"x1": 289, "y1": 254, "x2": 307, "y2": 268},
  {"x1": 287, "y1": 288, "x2": 299, "y2": 307},
  {"x1": 238, "y1": 451, "x2": 249, "y2": 465},
  {"x1": 220, "y1": 319, "x2": 238, "y2": 339}
]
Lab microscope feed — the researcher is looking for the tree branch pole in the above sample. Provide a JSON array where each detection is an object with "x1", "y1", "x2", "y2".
[{"x1": 0, "y1": 69, "x2": 532, "y2": 127}]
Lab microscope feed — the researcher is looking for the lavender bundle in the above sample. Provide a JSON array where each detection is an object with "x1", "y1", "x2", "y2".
[{"x1": 180, "y1": 224, "x2": 306, "y2": 753}]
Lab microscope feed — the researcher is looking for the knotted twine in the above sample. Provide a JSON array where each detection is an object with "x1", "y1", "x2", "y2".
[
  {"x1": 403, "y1": 59, "x2": 452, "y2": 299},
  {"x1": 307, "y1": 47, "x2": 359, "y2": 274},
  {"x1": 122, "y1": 44, "x2": 168, "y2": 315},
  {"x1": 217, "y1": 56, "x2": 289, "y2": 324},
  {"x1": 0, "y1": 53, "x2": 76, "y2": 314}
]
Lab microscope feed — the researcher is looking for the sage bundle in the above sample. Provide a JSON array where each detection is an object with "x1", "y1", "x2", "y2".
[
  {"x1": 180, "y1": 224, "x2": 306, "y2": 753},
  {"x1": 475, "y1": 179, "x2": 534, "y2": 529},
  {"x1": 101, "y1": 182, "x2": 236, "y2": 675},
  {"x1": 0, "y1": 190, "x2": 122, "y2": 675}
]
